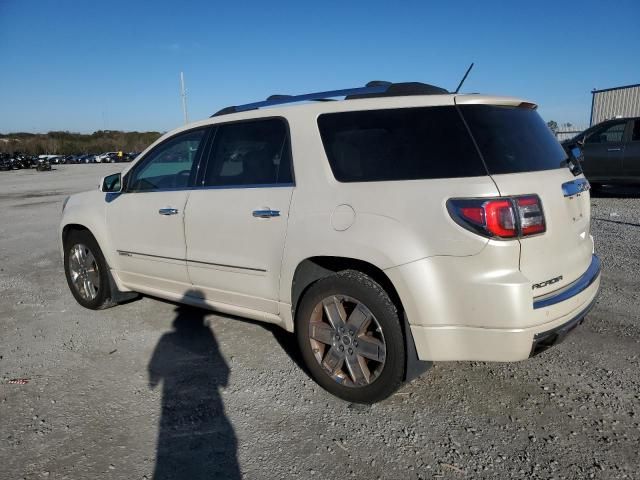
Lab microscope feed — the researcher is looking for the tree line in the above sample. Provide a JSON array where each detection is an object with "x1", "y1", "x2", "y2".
[{"x1": 0, "y1": 130, "x2": 163, "y2": 155}]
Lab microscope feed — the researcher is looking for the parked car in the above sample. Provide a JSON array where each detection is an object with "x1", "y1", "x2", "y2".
[
  {"x1": 95, "y1": 152, "x2": 117, "y2": 163},
  {"x1": 562, "y1": 117, "x2": 640, "y2": 186},
  {"x1": 36, "y1": 158, "x2": 52, "y2": 171},
  {"x1": 60, "y1": 81, "x2": 600, "y2": 403},
  {"x1": 11, "y1": 154, "x2": 32, "y2": 169},
  {"x1": 78, "y1": 154, "x2": 97, "y2": 163},
  {"x1": 27, "y1": 155, "x2": 40, "y2": 168},
  {"x1": 125, "y1": 152, "x2": 140, "y2": 162},
  {"x1": 0, "y1": 154, "x2": 11, "y2": 171}
]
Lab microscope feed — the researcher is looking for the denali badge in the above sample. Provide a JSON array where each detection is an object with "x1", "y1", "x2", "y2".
[{"x1": 532, "y1": 275, "x2": 563, "y2": 290}]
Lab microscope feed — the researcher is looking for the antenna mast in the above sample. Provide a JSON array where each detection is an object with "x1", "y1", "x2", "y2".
[
  {"x1": 454, "y1": 63, "x2": 474, "y2": 94},
  {"x1": 180, "y1": 72, "x2": 189, "y2": 125}
]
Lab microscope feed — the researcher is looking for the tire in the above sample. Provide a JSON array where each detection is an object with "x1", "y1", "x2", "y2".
[
  {"x1": 296, "y1": 270, "x2": 406, "y2": 403},
  {"x1": 63, "y1": 230, "x2": 114, "y2": 310}
]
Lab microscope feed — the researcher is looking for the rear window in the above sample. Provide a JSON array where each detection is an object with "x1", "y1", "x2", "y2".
[
  {"x1": 459, "y1": 105, "x2": 568, "y2": 174},
  {"x1": 317, "y1": 106, "x2": 486, "y2": 182}
]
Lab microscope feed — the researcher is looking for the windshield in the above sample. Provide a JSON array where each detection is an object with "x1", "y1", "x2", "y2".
[{"x1": 458, "y1": 105, "x2": 569, "y2": 174}]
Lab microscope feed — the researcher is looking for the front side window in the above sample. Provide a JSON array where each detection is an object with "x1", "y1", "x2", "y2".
[
  {"x1": 127, "y1": 128, "x2": 206, "y2": 192},
  {"x1": 203, "y1": 118, "x2": 293, "y2": 187},
  {"x1": 585, "y1": 122, "x2": 626, "y2": 144}
]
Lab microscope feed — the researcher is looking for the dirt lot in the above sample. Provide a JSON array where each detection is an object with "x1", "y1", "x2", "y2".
[{"x1": 1, "y1": 164, "x2": 638, "y2": 479}]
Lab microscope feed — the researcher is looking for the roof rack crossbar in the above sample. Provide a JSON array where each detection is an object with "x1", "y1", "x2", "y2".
[{"x1": 212, "y1": 85, "x2": 389, "y2": 117}]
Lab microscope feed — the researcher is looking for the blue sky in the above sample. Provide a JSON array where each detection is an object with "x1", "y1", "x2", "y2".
[{"x1": 1, "y1": 0, "x2": 638, "y2": 133}]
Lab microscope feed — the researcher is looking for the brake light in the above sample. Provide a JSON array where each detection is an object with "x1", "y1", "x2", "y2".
[
  {"x1": 484, "y1": 199, "x2": 517, "y2": 238},
  {"x1": 448, "y1": 195, "x2": 545, "y2": 239},
  {"x1": 516, "y1": 196, "x2": 545, "y2": 235}
]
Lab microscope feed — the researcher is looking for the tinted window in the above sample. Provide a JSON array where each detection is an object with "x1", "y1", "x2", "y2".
[
  {"x1": 585, "y1": 121, "x2": 626, "y2": 144},
  {"x1": 203, "y1": 119, "x2": 292, "y2": 187},
  {"x1": 127, "y1": 128, "x2": 205, "y2": 192},
  {"x1": 631, "y1": 120, "x2": 640, "y2": 142},
  {"x1": 318, "y1": 107, "x2": 485, "y2": 182},
  {"x1": 459, "y1": 105, "x2": 568, "y2": 174}
]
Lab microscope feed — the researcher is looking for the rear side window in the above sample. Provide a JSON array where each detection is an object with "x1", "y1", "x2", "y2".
[
  {"x1": 459, "y1": 105, "x2": 568, "y2": 174},
  {"x1": 203, "y1": 118, "x2": 293, "y2": 187},
  {"x1": 317, "y1": 107, "x2": 486, "y2": 182}
]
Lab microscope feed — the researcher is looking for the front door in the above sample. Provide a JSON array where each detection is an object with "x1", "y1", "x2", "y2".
[
  {"x1": 107, "y1": 127, "x2": 208, "y2": 295},
  {"x1": 582, "y1": 120, "x2": 627, "y2": 180},
  {"x1": 184, "y1": 118, "x2": 294, "y2": 314}
]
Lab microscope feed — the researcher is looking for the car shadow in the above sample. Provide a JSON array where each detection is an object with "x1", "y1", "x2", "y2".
[
  {"x1": 148, "y1": 294, "x2": 311, "y2": 378},
  {"x1": 148, "y1": 290, "x2": 241, "y2": 480},
  {"x1": 590, "y1": 184, "x2": 640, "y2": 198}
]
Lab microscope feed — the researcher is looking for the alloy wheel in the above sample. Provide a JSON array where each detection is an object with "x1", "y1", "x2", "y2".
[
  {"x1": 308, "y1": 295, "x2": 386, "y2": 387},
  {"x1": 68, "y1": 243, "x2": 101, "y2": 301}
]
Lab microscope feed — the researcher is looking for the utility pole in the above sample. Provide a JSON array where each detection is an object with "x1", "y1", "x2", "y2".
[{"x1": 180, "y1": 72, "x2": 189, "y2": 125}]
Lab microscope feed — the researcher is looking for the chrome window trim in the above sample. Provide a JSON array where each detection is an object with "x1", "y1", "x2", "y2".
[
  {"x1": 533, "y1": 255, "x2": 601, "y2": 309},
  {"x1": 119, "y1": 183, "x2": 295, "y2": 194}
]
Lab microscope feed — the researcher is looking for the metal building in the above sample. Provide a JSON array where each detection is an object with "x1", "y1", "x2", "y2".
[{"x1": 590, "y1": 83, "x2": 640, "y2": 126}]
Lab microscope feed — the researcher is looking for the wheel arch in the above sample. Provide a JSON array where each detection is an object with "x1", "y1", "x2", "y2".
[
  {"x1": 291, "y1": 256, "x2": 403, "y2": 319},
  {"x1": 61, "y1": 222, "x2": 137, "y2": 302},
  {"x1": 62, "y1": 223, "x2": 92, "y2": 245},
  {"x1": 290, "y1": 255, "x2": 430, "y2": 382}
]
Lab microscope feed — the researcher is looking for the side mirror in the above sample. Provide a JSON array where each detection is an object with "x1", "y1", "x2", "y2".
[
  {"x1": 570, "y1": 145, "x2": 583, "y2": 162},
  {"x1": 565, "y1": 144, "x2": 584, "y2": 176},
  {"x1": 100, "y1": 172, "x2": 122, "y2": 193}
]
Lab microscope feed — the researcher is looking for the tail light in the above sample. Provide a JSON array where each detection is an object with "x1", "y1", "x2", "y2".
[{"x1": 447, "y1": 195, "x2": 545, "y2": 239}]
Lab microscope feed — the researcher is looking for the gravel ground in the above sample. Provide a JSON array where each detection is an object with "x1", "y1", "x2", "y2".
[{"x1": 0, "y1": 165, "x2": 638, "y2": 480}]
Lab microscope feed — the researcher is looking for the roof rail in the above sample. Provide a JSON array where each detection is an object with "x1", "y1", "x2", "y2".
[
  {"x1": 211, "y1": 85, "x2": 388, "y2": 117},
  {"x1": 211, "y1": 81, "x2": 449, "y2": 117}
]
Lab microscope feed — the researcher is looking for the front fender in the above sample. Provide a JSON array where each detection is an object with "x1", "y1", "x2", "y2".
[{"x1": 60, "y1": 190, "x2": 119, "y2": 271}]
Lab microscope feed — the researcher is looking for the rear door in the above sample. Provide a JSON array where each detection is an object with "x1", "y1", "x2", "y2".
[
  {"x1": 457, "y1": 100, "x2": 593, "y2": 296},
  {"x1": 183, "y1": 118, "x2": 294, "y2": 314},
  {"x1": 581, "y1": 120, "x2": 627, "y2": 180},
  {"x1": 623, "y1": 119, "x2": 640, "y2": 178}
]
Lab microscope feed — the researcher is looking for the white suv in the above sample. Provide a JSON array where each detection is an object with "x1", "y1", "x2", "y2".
[{"x1": 60, "y1": 82, "x2": 601, "y2": 403}]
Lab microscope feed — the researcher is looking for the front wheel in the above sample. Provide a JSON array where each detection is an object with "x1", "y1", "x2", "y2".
[
  {"x1": 63, "y1": 230, "x2": 113, "y2": 309},
  {"x1": 296, "y1": 270, "x2": 406, "y2": 403}
]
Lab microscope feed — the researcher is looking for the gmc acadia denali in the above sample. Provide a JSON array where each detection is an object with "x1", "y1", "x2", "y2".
[{"x1": 60, "y1": 81, "x2": 601, "y2": 403}]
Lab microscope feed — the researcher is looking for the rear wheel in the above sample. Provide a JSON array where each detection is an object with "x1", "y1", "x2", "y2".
[
  {"x1": 64, "y1": 230, "x2": 113, "y2": 309},
  {"x1": 296, "y1": 270, "x2": 405, "y2": 403}
]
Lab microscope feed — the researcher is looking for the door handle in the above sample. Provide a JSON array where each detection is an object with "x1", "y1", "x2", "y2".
[
  {"x1": 158, "y1": 208, "x2": 179, "y2": 216},
  {"x1": 607, "y1": 148, "x2": 622, "y2": 152},
  {"x1": 252, "y1": 209, "x2": 280, "y2": 218}
]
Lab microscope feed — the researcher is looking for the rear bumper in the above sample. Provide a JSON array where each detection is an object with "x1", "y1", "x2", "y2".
[
  {"x1": 529, "y1": 293, "x2": 597, "y2": 357},
  {"x1": 532, "y1": 255, "x2": 601, "y2": 309},
  {"x1": 388, "y1": 253, "x2": 601, "y2": 362}
]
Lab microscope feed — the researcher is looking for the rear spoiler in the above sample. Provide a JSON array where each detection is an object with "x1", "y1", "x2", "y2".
[{"x1": 454, "y1": 95, "x2": 538, "y2": 109}]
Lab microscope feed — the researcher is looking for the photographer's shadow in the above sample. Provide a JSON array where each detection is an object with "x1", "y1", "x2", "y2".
[{"x1": 148, "y1": 291, "x2": 240, "y2": 480}]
